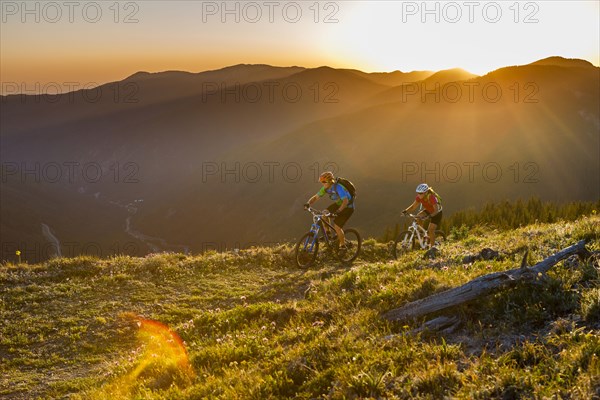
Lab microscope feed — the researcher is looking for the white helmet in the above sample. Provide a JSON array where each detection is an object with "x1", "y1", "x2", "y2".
[{"x1": 416, "y1": 183, "x2": 429, "y2": 193}]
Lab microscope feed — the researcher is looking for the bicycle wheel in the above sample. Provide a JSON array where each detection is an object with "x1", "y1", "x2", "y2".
[
  {"x1": 434, "y1": 230, "x2": 446, "y2": 246},
  {"x1": 392, "y1": 230, "x2": 415, "y2": 259},
  {"x1": 338, "y1": 228, "x2": 362, "y2": 264},
  {"x1": 295, "y1": 232, "x2": 319, "y2": 268}
]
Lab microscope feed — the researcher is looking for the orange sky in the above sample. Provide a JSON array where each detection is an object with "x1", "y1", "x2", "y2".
[{"x1": 1, "y1": 1, "x2": 598, "y2": 93}]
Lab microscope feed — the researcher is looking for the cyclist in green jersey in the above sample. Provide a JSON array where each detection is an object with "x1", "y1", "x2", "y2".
[{"x1": 304, "y1": 171, "x2": 355, "y2": 249}]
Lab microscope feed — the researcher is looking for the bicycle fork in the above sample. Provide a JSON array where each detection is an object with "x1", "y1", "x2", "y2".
[{"x1": 303, "y1": 223, "x2": 321, "y2": 251}]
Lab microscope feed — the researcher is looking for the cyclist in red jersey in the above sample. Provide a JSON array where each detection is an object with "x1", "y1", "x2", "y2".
[{"x1": 402, "y1": 183, "x2": 443, "y2": 248}]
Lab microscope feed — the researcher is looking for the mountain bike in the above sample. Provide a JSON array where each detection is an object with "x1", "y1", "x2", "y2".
[
  {"x1": 392, "y1": 214, "x2": 446, "y2": 259},
  {"x1": 295, "y1": 207, "x2": 362, "y2": 268}
]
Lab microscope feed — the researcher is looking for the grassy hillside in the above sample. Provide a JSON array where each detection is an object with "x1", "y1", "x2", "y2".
[{"x1": 1, "y1": 214, "x2": 599, "y2": 399}]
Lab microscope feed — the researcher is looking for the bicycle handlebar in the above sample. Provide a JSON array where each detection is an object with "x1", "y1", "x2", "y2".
[
  {"x1": 403, "y1": 212, "x2": 429, "y2": 220},
  {"x1": 304, "y1": 206, "x2": 335, "y2": 217}
]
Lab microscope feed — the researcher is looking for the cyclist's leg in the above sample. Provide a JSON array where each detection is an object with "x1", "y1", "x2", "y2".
[
  {"x1": 324, "y1": 204, "x2": 338, "y2": 238},
  {"x1": 428, "y1": 212, "x2": 443, "y2": 247},
  {"x1": 333, "y1": 208, "x2": 354, "y2": 247},
  {"x1": 427, "y1": 222, "x2": 437, "y2": 247}
]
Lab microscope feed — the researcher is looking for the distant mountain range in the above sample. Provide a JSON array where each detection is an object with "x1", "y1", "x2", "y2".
[{"x1": 2, "y1": 57, "x2": 598, "y2": 261}]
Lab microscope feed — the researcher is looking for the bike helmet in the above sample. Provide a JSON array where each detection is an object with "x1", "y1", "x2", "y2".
[
  {"x1": 319, "y1": 171, "x2": 335, "y2": 183},
  {"x1": 416, "y1": 183, "x2": 429, "y2": 193}
]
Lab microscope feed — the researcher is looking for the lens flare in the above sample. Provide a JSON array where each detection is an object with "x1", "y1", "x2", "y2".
[
  {"x1": 130, "y1": 317, "x2": 195, "y2": 384},
  {"x1": 94, "y1": 313, "x2": 195, "y2": 398}
]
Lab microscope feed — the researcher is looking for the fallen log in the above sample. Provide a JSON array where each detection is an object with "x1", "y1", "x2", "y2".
[{"x1": 383, "y1": 240, "x2": 590, "y2": 322}]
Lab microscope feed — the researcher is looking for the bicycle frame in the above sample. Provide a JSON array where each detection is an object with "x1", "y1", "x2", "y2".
[
  {"x1": 296, "y1": 206, "x2": 362, "y2": 267},
  {"x1": 306, "y1": 208, "x2": 338, "y2": 246},
  {"x1": 299, "y1": 207, "x2": 342, "y2": 257},
  {"x1": 406, "y1": 215, "x2": 430, "y2": 249},
  {"x1": 392, "y1": 214, "x2": 445, "y2": 259}
]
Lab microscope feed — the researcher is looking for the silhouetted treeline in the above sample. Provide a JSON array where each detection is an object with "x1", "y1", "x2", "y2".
[{"x1": 380, "y1": 197, "x2": 599, "y2": 242}]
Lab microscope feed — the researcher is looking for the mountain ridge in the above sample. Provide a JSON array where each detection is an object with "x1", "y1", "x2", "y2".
[
  {"x1": 527, "y1": 56, "x2": 595, "y2": 68},
  {"x1": 1, "y1": 55, "x2": 598, "y2": 258},
  {"x1": 3, "y1": 56, "x2": 596, "y2": 99}
]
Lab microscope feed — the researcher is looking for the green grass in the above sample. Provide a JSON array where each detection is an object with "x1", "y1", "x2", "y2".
[{"x1": 1, "y1": 215, "x2": 598, "y2": 399}]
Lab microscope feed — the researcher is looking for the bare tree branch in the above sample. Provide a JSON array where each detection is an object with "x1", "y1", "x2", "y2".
[{"x1": 383, "y1": 240, "x2": 589, "y2": 322}]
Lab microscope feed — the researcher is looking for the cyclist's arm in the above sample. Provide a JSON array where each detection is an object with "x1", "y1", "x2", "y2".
[
  {"x1": 404, "y1": 201, "x2": 419, "y2": 214},
  {"x1": 307, "y1": 187, "x2": 326, "y2": 206},
  {"x1": 416, "y1": 210, "x2": 429, "y2": 219},
  {"x1": 336, "y1": 198, "x2": 349, "y2": 213},
  {"x1": 307, "y1": 194, "x2": 320, "y2": 206}
]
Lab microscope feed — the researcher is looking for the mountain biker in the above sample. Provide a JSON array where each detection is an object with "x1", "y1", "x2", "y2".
[
  {"x1": 402, "y1": 183, "x2": 442, "y2": 248},
  {"x1": 304, "y1": 171, "x2": 354, "y2": 251}
]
